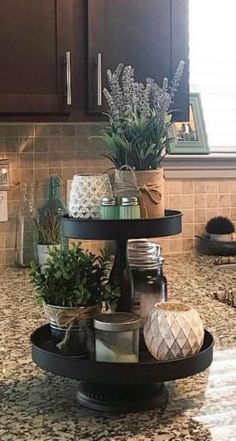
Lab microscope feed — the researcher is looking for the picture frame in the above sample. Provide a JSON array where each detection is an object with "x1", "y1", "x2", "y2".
[{"x1": 167, "y1": 93, "x2": 209, "y2": 154}]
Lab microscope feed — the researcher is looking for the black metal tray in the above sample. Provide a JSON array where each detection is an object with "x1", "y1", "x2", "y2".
[
  {"x1": 61, "y1": 209, "x2": 182, "y2": 240},
  {"x1": 31, "y1": 324, "x2": 213, "y2": 384},
  {"x1": 196, "y1": 235, "x2": 236, "y2": 256}
]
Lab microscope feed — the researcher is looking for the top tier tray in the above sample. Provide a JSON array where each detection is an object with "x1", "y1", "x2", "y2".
[{"x1": 61, "y1": 209, "x2": 182, "y2": 240}]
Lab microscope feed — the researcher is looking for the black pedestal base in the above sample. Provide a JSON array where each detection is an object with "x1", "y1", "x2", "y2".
[{"x1": 77, "y1": 381, "x2": 169, "y2": 413}]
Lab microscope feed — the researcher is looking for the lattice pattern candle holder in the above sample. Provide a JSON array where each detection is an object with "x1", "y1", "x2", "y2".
[
  {"x1": 144, "y1": 302, "x2": 204, "y2": 360},
  {"x1": 0, "y1": 159, "x2": 9, "y2": 187}
]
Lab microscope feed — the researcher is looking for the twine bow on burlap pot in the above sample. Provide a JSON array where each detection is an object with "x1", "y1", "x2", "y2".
[
  {"x1": 114, "y1": 167, "x2": 165, "y2": 219},
  {"x1": 43, "y1": 303, "x2": 100, "y2": 354}
]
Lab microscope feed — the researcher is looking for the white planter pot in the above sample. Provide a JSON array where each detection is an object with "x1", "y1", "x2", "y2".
[
  {"x1": 37, "y1": 244, "x2": 61, "y2": 266},
  {"x1": 210, "y1": 233, "x2": 232, "y2": 242},
  {"x1": 144, "y1": 302, "x2": 204, "y2": 360},
  {"x1": 68, "y1": 173, "x2": 113, "y2": 218}
]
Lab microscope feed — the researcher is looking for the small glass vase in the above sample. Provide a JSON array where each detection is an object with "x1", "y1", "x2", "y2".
[{"x1": 15, "y1": 182, "x2": 37, "y2": 267}]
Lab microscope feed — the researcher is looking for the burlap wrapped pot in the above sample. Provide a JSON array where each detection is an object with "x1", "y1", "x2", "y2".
[{"x1": 114, "y1": 168, "x2": 164, "y2": 219}]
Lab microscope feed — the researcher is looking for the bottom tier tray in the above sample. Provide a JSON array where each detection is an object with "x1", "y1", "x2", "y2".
[{"x1": 31, "y1": 325, "x2": 214, "y2": 413}]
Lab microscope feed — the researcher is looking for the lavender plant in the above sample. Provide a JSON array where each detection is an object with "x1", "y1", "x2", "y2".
[{"x1": 100, "y1": 61, "x2": 185, "y2": 170}]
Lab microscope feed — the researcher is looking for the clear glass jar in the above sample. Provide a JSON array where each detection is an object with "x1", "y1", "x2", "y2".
[
  {"x1": 119, "y1": 196, "x2": 141, "y2": 219},
  {"x1": 128, "y1": 240, "x2": 167, "y2": 320},
  {"x1": 94, "y1": 313, "x2": 141, "y2": 363},
  {"x1": 15, "y1": 182, "x2": 36, "y2": 266},
  {"x1": 100, "y1": 196, "x2": 119, "y2": 220}
]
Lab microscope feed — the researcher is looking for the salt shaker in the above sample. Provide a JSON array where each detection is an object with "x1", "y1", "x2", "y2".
[{"x1": 119, "y1": 196, "x2": 141, "y2": 219}]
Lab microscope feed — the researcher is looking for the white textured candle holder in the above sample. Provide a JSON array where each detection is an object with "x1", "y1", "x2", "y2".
[
  {"x1": 144, "y1": 302, "x2": 204, "y2": 360},
  {"x1": 68, "y1": 173, "x2": 113, "y2": 218}
]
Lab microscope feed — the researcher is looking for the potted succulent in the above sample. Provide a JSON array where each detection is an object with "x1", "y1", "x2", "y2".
[
  {"x1": 99, "y1": 61, "x2": 185, "y2": 218},
  {"x1": 29, "y1": 244, "x2": 120, "y2": 356},
  {"x1": 205, "y1": 216, "x2": 235, "y2": 242}
]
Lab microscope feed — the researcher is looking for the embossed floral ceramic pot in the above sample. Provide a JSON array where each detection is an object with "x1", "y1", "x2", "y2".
[
  {"x1": 69, "y1": 173, "x2": 113, "y2": 218},
  {"x1": 144, "y1": 302, "x2": 204, "y2": 360}
]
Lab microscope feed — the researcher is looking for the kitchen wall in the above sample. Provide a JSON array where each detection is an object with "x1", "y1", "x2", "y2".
[{"x1": 0, "y1": 123, "x2": 236, "y2": 266}]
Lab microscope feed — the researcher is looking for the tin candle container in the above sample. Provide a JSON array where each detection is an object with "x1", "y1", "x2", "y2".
[{"x1": 94, "y1": 313, "x2": 141, "y2": 363}]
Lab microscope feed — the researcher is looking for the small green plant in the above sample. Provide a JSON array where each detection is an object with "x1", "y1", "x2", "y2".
[
  {"x1": 98, "y1": 61, "x2": 185, "y2": 170},
  {"x1": 29, "y1": 244, "x2": 120, "y2": 309},
  {"x1": 34, "y1": 214, "x2": 61, "y2": 245},
  {"x1": 206, "y1": 216, "x2": 235, "y2": 235}
]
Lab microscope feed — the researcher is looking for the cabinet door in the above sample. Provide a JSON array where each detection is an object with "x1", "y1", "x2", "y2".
[
  {"x1": 88, "y1": 0, "x2": 189, "y2": 121},
  {"x1": 0, "y1": 0, "x2": 74, "y2": 114}
]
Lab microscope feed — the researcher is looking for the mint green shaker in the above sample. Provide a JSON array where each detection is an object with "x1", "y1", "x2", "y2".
[
  {"x1": 100, "y1": 196, "x2": 119, "y2": 220},
  {"x1": 119, "y1": 196, "x2": 141, "y2": 219}
]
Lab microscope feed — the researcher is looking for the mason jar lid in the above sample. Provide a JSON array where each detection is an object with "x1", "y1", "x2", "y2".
[
  {"x1": 94, "y1": 312, "x2": 141, "y2": 332},
  {"x1": 121, "y1": 196, "x2": 139, "y2": 206},
  {"x1": 128, "y1": 240, "x2": 162, "y2": 269},
  {"x1": 101, "y1": 196, "x2": 117, "y2": 206}
]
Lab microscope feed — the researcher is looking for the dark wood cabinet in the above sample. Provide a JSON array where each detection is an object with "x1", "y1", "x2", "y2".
[
  {"x1": 88, "y1": 0, "x2": 189, "y2": 121},
  {"x1": 0, "y1": 0, "x2": 189, "y2": 121},
  {"x1": 0, "y1": 0, "x2": 74, "y2": 114}
]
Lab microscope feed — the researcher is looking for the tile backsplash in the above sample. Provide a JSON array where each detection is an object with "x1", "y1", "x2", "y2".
[{"x1": 0, "y1": 123, "x2": 236, "y2": 265}]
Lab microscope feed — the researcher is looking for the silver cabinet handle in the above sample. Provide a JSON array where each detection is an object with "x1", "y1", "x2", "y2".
[
  {"x1": 65, "y1": 51, "x2": 72, "y2": 106},
  {"x1": 97, "y1": 52, "x2": 102, "y2": 107}
]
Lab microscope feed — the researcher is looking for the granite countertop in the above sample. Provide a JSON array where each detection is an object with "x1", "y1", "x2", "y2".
[{"x1": 0, "y1": 254, "x2": 236, "y2": 441}]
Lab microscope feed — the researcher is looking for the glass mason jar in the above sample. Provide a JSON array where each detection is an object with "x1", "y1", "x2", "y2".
[
  {"x1": 128, "y1": 240, "x2": 167, "y2": 320},
  {"x1": 15, "y1": 182, "x2": 36, "y2": 266},
  {"x1": 119, "y1": 196, "x2": 141, "y2": 219},
  {"x1": 94, "y1": 313, "x2": 141, "y2": 363}
]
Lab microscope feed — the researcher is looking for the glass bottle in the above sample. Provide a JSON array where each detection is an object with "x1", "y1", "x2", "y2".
[
  {"x1": 119, "y1": 196, "x2": 141, "y2": 219},
  {"x1": 128, "y1": 240, "x2": 167, "y2": 320},
  {"x1": 37, "y1": 176, "x2": 67, "y2": 245},
  {"x1": 15, "y1": 182, "x2": 36, "y2": 266},
  {"x1": 100, "y1": 196, "x2": 119, "y2": 220}
]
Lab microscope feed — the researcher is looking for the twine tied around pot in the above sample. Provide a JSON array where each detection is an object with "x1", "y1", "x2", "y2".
[
  {"x1": 115, "y1": 166, "x2": 163, "y2": 218},
  {"x1": 43, "y1": 303, "x2": 100, "y2": 353}
]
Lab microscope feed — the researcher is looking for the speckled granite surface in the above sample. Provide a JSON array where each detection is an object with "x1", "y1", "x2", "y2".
[{"x1": 1, "y1": 254, "x2": 236, "y2": 441}]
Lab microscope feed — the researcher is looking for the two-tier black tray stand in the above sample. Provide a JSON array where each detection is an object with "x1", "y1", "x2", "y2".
[{"x1": 31, "y1": 210, "x2": 214, "y2": 413}]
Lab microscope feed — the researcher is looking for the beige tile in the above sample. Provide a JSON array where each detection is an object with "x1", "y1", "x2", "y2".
[
  {"x1": 4, "y1": 232, "x2": 15, "y2": 249},
  {"x1": 182, "y1": 179, "x2": 193, "y2": 194},
  {"x1": 35, "y1": 168, "x2": 49, "y2": 182},
  {"x1": 35, "y1": 152, "x2": 49, "y2": 168},
  {"x1": 8, "y1": 200, "x2": 18, "y2": 217},
  {"x1": 205, "y1": 180, "x2": 218, "y2": 193},
  {"x1": 0, "y1": 223, "x2": 5, "y2": 233},
  {"x1": 20, "y1": 154, "x2": 34, "y2": 169},
  {"x1": 218, "y1": 180, "x2": 231, "y2": 193},
  {"x1": 231, "y1": 194, "x2": 236, "y2": 207},
  {"x1": 194, "y1": 208, "x2": 206, "y2": 223},
  {"x1": 231, "y1": 208, "x2": 236, "y2": 221},
  {"x1": 6, "y1": 217, "x2": 17, "y2": 233},
  {"x1": 168, "y1": 180, "x2": 182, "y2": 194},
  {"x1": 182, "y1": 239, "x2": 194, "y2": 253},
  {"x1": 49, "y1": 152, "x2": 63, "y2": 169},
  {"x1": 182, "y1": 223, "x2": 194, "y2": 239},
  {"x1": 169, "y1": 238, "x2": 182, "y2": 254},
  {"x1": 194, "y1": 223, "x2": 205, "y2": 236},
  {"x1": 194, "y1": 181, "x2": 205, "y2": 193},
  {"x1": 0, "y1": 251, "x2": 5, "y2": 265},
  {"x1": 219, "y1": 208, "x2": 231, "y2": 218},
  {"x1": 230, "y1": 181, "x2": 236, "y2": 193},
  {"x1": 206, "y1": 209, "x2": 218, "y2": 220},
  {"x1": 206, "y1": 193, "x2": 218, "y2": 209},
  {"x1": 34, "y1": 137, "x2": 48, "y2": 152},
  {"x1": 182, "y1": 194, "x2": 193, "y2": 209},
  {"x1": 0, "y1": 233, "x2": 5, "y2": 249},
  {"x1": 182, "y1": 209, "x2": 194, "y2": 223},
  {"x1": 218, "y1": 193, "x2": 231, "y2": 208},
  {"x1": 20, "y1": 168, "x2": 34, "y2": 182},
  {"x1": 154, "y1": 238, "x2": 170, "y2": 255},
  {"x1": 194, "y1": 194, "x2": 206, "y2": 208},
  {"x1": 48, "y1": 136, "x2": 63, "y2": 152},
  {"x1": 169, "y1": 194, "x2": 182, "y2": 209},
  {"x1": 5, "y1": 249, "x2": 15, "y2": 265}
]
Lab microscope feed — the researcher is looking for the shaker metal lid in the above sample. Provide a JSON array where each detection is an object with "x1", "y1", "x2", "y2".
[
  {"x1": 101, "y1": 196, "x2": 117, "y2": 206},
  {"x1": 121, "y1": 196, "x2": 138, "y2": 206},
  {"x1": 94, "y1": 312, "x2": 141, "y2": 332}
]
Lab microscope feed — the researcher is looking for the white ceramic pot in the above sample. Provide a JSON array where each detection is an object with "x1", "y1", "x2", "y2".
[
  {"x1": 37, "y1": 244, "x2": 61, "y2": 266},
  {"x1": 144, "y1": 302, "x2": 204, "y2": 360},
  {"x1": 210, "y1": 233, "x2": 232, "y2": 242},
  {"x1": 68, "y1": 173, "x2": 113, "y2": 218}
]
